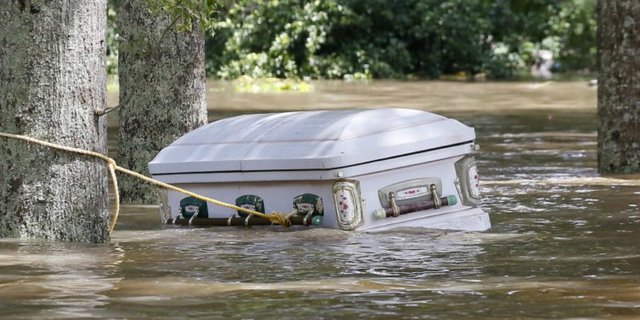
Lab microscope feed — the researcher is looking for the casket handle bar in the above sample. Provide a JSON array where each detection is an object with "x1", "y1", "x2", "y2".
[
  {"x1": 166, "y1": 215, "x2": 324, "y2": 227},
  {"x1": 374, "y1": 184, "x2": 457, "y2": 219},
  {"x1": 183, "y1": 208, "x2": 320, "y2": 227}
]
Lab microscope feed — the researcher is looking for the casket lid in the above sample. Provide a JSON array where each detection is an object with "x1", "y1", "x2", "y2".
[{"x1": 148, "y1": 108, "x2": 475, "y2": 175}]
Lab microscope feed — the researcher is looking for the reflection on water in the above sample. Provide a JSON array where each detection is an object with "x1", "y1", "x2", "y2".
[{"x1": 6, "y1": 80, "x2": 640, "y2": 319}]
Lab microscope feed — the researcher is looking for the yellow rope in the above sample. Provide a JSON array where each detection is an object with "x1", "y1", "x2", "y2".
[
  {"x1": 0, "y1": 132, "x2": 292, "y2": 233},
  {"x1": 114, "y1": 165, "x2": 291, "y2": 227},
  {"x1": 107, "y1": 163, "x2": 120, "y2": 232}
]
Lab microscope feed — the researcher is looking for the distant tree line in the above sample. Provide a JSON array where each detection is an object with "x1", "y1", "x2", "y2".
[
  {"x1": 197, "y1": 0, "x2": 596, "y2": 80},
  {"x1": 106, "y1": 0, "x2": 596, "y2": 80}
]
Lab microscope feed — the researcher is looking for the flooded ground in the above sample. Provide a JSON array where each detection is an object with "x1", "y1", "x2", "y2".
[{"x1": 4, "y1": 81, "x2": 640, "y2": 319}]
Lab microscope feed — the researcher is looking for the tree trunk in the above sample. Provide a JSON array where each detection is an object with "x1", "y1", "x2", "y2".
[
  {"x1": 0, "y1": 1, "x2": 110, "y2": 242},
  {"x1": 597, "y1": 1, "x2": 640, "y2": 174},
  {"x1": 117, "y1": 0, "x2": 207, "y2": 203}
]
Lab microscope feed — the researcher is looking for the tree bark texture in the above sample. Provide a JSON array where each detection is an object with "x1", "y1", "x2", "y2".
[
  {"x1": 117, "y1": 0, "x2": 207, "y2": 203},
  {"x1": 0, "y1": 0, "x2": 110, "y2": 242},
  {"x1": 598, "y1": 0, "x2": 640, "y2": 174}
]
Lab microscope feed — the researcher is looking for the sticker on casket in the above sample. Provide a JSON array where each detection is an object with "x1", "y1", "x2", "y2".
[
  {"x1": 292, "y1": 193, "x2": 324, "y2": 216},
  {"x1": 395, "y1": 186, "x2": 429, "y2": 201},
  {"x1": 235, "y1": 195, "x2": 265, "y2": 217},
  {"x1": 179, "y1": 196, "x2": 209, "y2": 219}
]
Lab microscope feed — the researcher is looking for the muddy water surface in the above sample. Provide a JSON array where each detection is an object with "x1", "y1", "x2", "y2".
[{"x1": 4, "y1": 80, "x2": 640, "y2": 319}]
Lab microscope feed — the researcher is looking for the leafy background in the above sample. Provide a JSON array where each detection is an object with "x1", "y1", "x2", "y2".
[{"x1": 108, "y1": 0, "x2": 597, "y2": 80}]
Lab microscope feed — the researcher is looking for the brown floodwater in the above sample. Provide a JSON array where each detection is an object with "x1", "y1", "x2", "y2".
[{"x1": 4, "y1": 80, "x2": 640, "y2": 319}]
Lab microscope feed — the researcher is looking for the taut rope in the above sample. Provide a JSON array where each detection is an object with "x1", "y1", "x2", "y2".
[{"x1": 0, "y1": 133, "x2": 292, "y2": 234}]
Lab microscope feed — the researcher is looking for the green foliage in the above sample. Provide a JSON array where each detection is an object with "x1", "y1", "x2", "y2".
[
  {"x1": 483, "y1": 0, "x2": 597, "y2": 78},
  {"x1": 483, "y1": 42, "x2": 526, "y2": 79},
  {"x1": 410, "y1": 0, "x2": 492, "y2": 77},
  {"x1": 208, "y1": 0, "x2": 495, "y2": 79},
  {"x1": 210, "y1": 0, "x2": 337, "y2": 79},
  {"x1": 547, "y1": 0, "x2": 597, "y2": 72},
  {"x1": 107, "y1": 0, "x2": 224, "y2": 75},
  {"x1": 147, "y1": 0, "x2": 222, "y2": 32},
  {"x1": 106, "y1": 2, "x2": 118, "y2": 75},
  {"x1": 206, "y1": 0, "x2": 596, "y2": 80},
  {"x1": 314, "y1": 0, "x2": 414, "y2": 79},
  {"x1": 106, "y1": 0, "x2": 597, "y2": 79},
  {"x1": 232, "y1": 76, "x2": 313, "y2": 93}
]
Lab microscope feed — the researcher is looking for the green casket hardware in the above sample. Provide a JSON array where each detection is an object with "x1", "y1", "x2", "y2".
[
  {"x1": 235, "y1": 194, "x2": 265, "y2": 217},
  {"x1": 168, "y1": 194, "x2": 325, "y2": 227},
  {"x1": 293, "y1": 193, "x2": 324, "y2": 226},
  {"x1": 178, "y1": 196, "x2": 209, "y2": 219}
]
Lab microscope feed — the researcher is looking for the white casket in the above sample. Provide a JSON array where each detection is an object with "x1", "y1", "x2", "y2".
[{"x1": 148, "y1": 108, "x2": 490, "y2": 231}]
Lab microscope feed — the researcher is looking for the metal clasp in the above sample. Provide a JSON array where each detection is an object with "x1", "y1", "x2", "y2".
[
  {"x1": 188, "y1": 208, "x2": 200, "y2": 225},
  {"x1": 389, "y1": 192, "x2": 400, "y2": 217},
  {"x1": 430, "y1": 184, "x2": 441, "y2": 209},
  {"x1": 227, "y1": 213, "x2": 236, "y2": 226},
  {"x1": 172, "y1": 207, "x2": 183, "y2": 224}
]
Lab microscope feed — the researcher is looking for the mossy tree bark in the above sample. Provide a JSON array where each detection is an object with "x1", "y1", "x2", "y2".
[
  {"x1": 0, "y1": 1, "x2": 110, "y2": 242},
  {"x1": 117, "y1": 0, "x2": 207, "y2": 203},
  {"x1": 597, "y1": 1, "x2": 640, "y2": 174}
]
